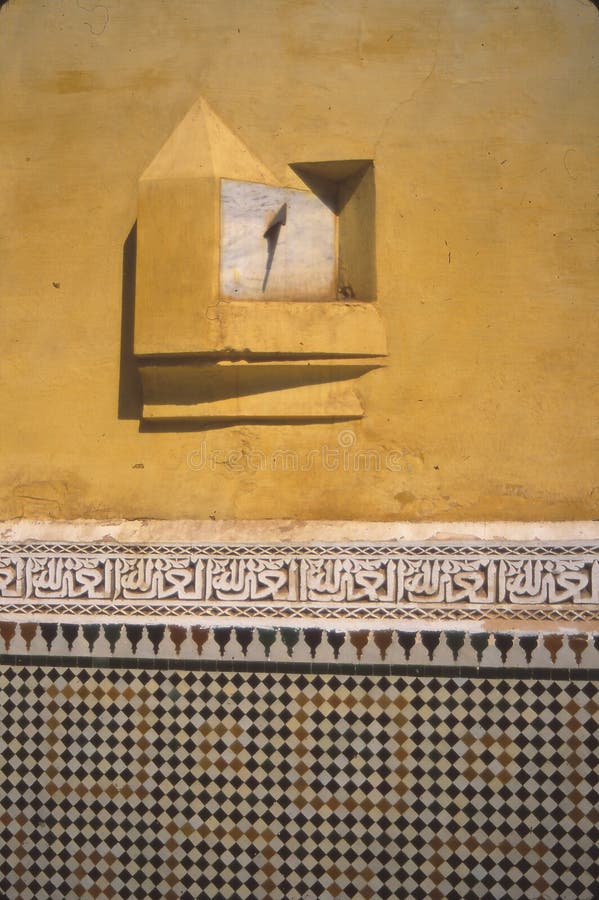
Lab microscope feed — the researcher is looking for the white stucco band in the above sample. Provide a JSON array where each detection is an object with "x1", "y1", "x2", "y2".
[
  {"x1": 0, "y1": 520, "x2": 598, "y2": 633},
  {"x1": 2, "y1": 519, "x2": 598, "y2": 544}
]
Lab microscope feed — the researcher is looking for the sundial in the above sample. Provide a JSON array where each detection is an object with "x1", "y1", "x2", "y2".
[{"x1": 133, "y1": 98, "x2": 387, "y2": 422}]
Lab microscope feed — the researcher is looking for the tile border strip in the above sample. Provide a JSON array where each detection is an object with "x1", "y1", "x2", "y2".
[
  {"x1": 1, "y1": 654, "x2": 598, "y2": 680},
  {"x1": 0, "y1": 622, "x2": 597, "y2": 669}
]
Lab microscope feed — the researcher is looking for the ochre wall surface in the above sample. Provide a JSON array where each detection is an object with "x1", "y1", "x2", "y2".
[{"x1": 1, "y1": 0, "x2": 598, "y2": 521}]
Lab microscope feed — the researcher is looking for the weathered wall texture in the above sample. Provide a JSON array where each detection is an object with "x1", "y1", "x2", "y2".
[{"x1": 1, "y1": 0, "x2": 598, "y2": 521}]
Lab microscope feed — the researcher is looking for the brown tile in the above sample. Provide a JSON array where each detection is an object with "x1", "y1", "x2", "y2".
[
  {"x1": 567, "y1": 750, "x2": 582, "y2": 769},
  {"x1": 569, "y1": 787, "x2": 584, "y2": 806},
  {"x1": 429, "y1": 857, "x2": 445, "y2": 885},
  {"x1": 585, "y1": 698, "x2": 599, "y2": 716},
  {"x1": 543, "y1": 634, "x2": 563, "y2": 662},
  {"x1": 19, "y1": 622, "x2": 37, "y2": 649}
]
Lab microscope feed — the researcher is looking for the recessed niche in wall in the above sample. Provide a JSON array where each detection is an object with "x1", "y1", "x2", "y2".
[
  {"x1": 219, "y1": 160, "x2": 376, "y2": 304},
  {"x1": 133, "y1": 98, "x2": 386, "y2": 423},
  {"x1": 290, "y1": 160, "x2": 376, "y2": 302}
]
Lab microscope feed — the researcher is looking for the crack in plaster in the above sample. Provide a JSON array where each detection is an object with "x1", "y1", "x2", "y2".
[{"x1": 373, "y1": 14, "x2": 443, "y2": 153}]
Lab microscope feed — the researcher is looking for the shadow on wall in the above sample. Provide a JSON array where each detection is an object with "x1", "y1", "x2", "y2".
[
  {"x1": 118, "y1": 224, "x2": 143, "y2": 420},
  {"x1": 117, "y1": 218, "x2": 377, "y2": 433},
  {"x1": 116, "y1": 223, "x2": 354, "y2": 433}
]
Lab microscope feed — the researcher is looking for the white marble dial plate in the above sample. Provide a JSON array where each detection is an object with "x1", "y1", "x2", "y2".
[{"x1": 220, "y1": 179, "x2": 337, "y2": 301}]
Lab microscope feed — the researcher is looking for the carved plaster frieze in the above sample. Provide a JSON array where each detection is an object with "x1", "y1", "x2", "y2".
[{"x1": 0, "y1": 540, "x2": 598, "y2": 623}]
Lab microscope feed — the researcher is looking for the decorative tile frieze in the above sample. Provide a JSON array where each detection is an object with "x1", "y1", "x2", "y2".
[
  {"x1": 1, "y1": 622, "x2": 598, "y2": 671},
  {"x1": 0, "y1": 540, "x2": 598, "y2": 623}
]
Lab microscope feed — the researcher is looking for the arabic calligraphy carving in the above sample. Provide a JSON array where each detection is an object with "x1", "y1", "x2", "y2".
[{"x1": 0, "y1": 542, "x2": 597, "y2": 621}]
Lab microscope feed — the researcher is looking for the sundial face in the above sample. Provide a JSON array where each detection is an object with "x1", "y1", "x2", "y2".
[{"x1": 219, "y1": 179, "x2": 337, "y2": 301}]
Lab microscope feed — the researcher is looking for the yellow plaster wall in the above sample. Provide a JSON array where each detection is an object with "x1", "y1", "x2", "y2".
[{"x1": 0, "y1": 0, "x2": 597, "y2": 521}]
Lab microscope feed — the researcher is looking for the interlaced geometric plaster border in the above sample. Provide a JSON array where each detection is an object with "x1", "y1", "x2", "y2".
[{"x1": 1, "y1": 540, "x2": 597, "y2": 623}]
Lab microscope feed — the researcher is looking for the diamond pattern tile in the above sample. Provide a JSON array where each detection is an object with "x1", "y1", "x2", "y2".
[{"x1": 0, "y1": 666, "x2": 597, "y2": 899}]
